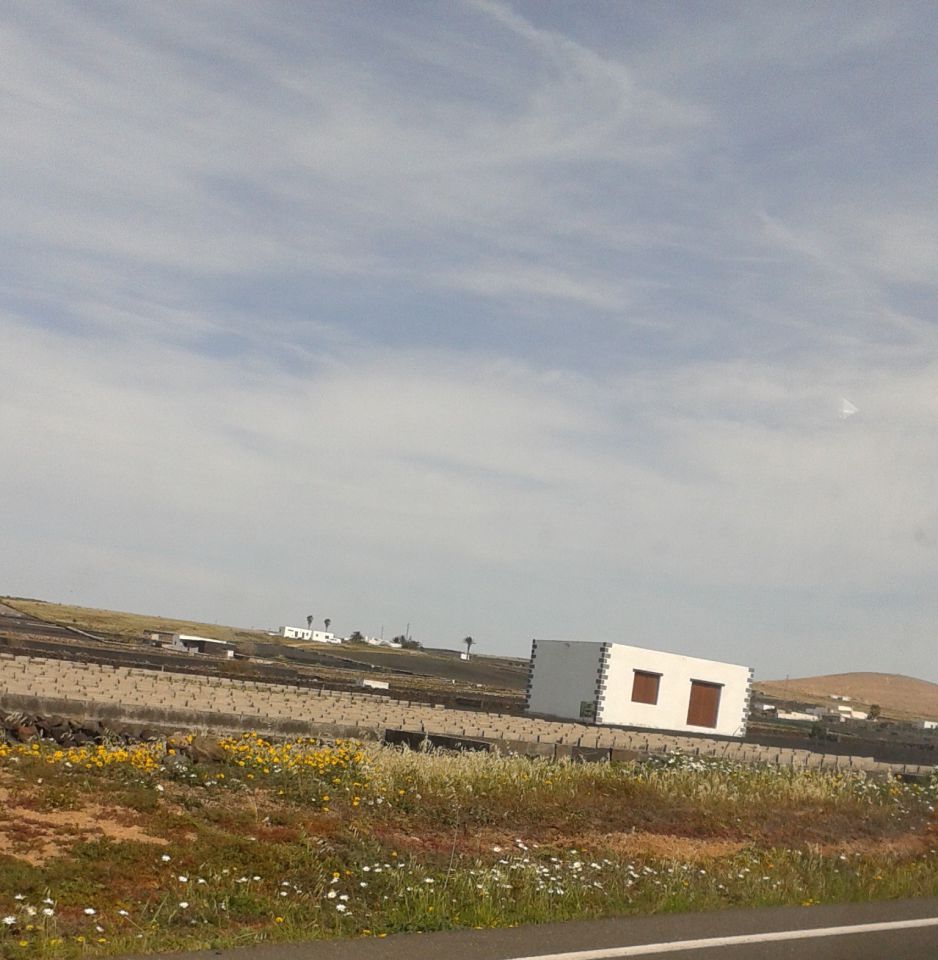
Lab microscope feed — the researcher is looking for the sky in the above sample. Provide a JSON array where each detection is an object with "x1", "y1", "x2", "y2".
[{"x1": 2, "y1": 2, "x2": 938, "y2": 681}]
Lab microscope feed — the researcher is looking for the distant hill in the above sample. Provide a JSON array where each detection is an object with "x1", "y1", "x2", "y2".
[{"x1": 755, "y1": 672, "x2": 938, "y2": 721}]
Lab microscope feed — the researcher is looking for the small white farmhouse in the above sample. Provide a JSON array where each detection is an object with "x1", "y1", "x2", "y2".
[
  {"x1": 525, "y1": 639, "x2": 753, "y2": 738},
  {"x1": 171, "y1": 634, "x2": 235, "y2": 659},
  {"x1": 278, "y1": 626, "x2": 342, "y2": 644}
]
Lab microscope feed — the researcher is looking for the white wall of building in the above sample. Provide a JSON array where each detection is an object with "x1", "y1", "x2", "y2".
[
  {"x1": 526, "y1": 639, "x2": 752, "y2": 737},
  {"x1": 525, "y1": 640, "x2": 605, "y2": 721},
  {"x1": 599, "y1": 644, "x2": 751, "y2": 737},
  {"x1": 279, "y1": 626, "x2": 312, "y2": 640}
]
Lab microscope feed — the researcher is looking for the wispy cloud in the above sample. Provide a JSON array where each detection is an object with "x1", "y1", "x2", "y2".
[{"x1": 1, "y1": 1, "x2": 937, "y2": 680}]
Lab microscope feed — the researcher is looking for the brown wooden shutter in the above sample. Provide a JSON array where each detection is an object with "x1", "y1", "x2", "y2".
[
  {"x1": 631, "y1": 670, "x2": 661, "y2": 705},
  {"x1": 686, "y1": 680, "x2": 722, "y2": 728}
]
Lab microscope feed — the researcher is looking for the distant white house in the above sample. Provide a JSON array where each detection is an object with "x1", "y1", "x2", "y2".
[
  {"x1": 915, "y1": 719, "x2": 938, "y2": 731},
  {"x1": 832, "y1": 703, "x2": 868, "y2": 720},
  {"x1": 363, "y1": 636, "x2": 402, "y2": 649},
  {"x1": 359, "y1": 678, "x2": 390, "y2": 690},
  {"x1": 171, "y1": 633, "x2": 235, "y2": 658},
  {"x1": 278, "y1": 626, "x2": 342, "y2": 645},
  {"x1": 806, "y1": 704, "x2": 869, "y2": 722},
  {"x1": 776, "y1": 709, "x2": 817, "y2": 722},
  {"x1": 526, "y1": 640, "x2": 753, "y2": 738}
]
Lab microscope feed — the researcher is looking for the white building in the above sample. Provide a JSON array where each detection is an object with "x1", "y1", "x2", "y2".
[
  {"x1": 525, "y1": 639, "x2": 753, "y2": 738},
  {"x1": 776, "y1": 709, "x2": 817, "y2": 722},
  {"x1": 278, "y1": 626, "x2": 342, "y2": 644},
  {"x1": 363, "y1": 636, "x2": 402, "y2": 649},
  {"x1": 170, "y1": 634, "x2": 235, "y2": 658},
  {"x1": 805, "y1": 704, "x2": 869, "y2": 722}
]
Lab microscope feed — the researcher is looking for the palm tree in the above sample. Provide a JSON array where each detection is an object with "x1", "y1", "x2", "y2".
[
  {"x1": 324, "y1": 618, "x2": 331, "y2": 632},
  {"x1": 463, "y1": 636, "x2": 475, "y2": 658},
  {"x1": 306, "y1": 614, "x2": 313, "y2": 629}
]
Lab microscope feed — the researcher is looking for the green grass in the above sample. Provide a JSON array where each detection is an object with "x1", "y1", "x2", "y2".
[{"x1": 0, "y1": 736, "x2": 935, "y2": 959}]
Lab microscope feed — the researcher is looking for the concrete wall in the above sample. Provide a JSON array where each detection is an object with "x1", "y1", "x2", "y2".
[
  {"x1": 525, "y1": 640, "x2": 605, "y2": 721},
  {"x1": 599, "y1": 644, "x2": 752, "y2": 737},
  {"x1": 280, "y1": 626, "x2": 312, "y2": 640}
]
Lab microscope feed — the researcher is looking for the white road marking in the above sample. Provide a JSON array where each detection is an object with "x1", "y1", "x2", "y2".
[{"x1": 507, "y1": 916, "x2": 938, "y2": 958}]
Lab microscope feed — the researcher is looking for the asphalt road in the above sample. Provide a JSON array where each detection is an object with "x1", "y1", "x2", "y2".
[{"x1": 128, "y1": 898, "x2": 938, "y2": 960}]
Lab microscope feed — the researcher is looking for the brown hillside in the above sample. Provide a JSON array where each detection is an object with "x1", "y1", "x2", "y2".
[{"x1": 755, "y1": 672, "x2": 938, "y2": 721}]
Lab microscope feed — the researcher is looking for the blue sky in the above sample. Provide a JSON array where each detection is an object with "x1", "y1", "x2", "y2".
[{"x1": 2, "y1": 1, "x2": 938, "y2": 681}]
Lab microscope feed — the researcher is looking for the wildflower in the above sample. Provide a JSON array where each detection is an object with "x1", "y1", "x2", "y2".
[
  {"x1": 161, "y1": 855, "x2": 171, "y2": 862},
  {"x1": 178, "y1": 876, "x2": 188, "y2": 883},
  {"x1": 117, "y1": 910, "x2": 130, "y2": 917},
  {"x1": 179, "y1": 902, "x2": 189, "y2": 909},
  {"x1": 13, "y1": 896, "x2": 25, "y2": 902},
  {"x1": 3, "y1": 917, "x2": 16, "y2": 926},
  {"x1": 327, "y1": 891, "x2": 337, "y2": 900},
  {"x1": 41, "y1": 908, "x2": 54, "y2": 918},
  {"x1": 275, "y1": 917, "x2": 284, "y2": 924},
  {"x1": 336, "y1": 904, "x2": 347, "y2": 913},
  {"x1": 84, "y1": 908, "x2": 96, "y2": 916}
]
